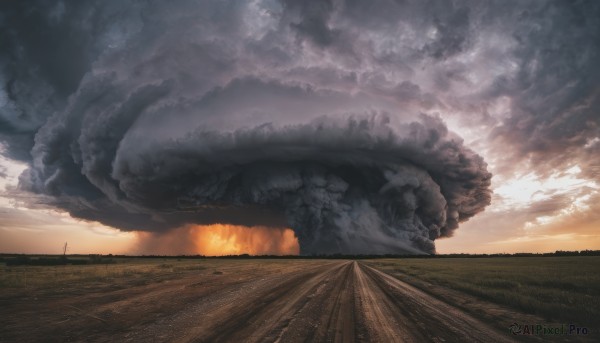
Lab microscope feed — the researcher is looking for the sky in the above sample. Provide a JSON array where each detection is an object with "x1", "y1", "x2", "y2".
[{"x1": 0, "y1": 0, "x2": 599, "y2": 255}]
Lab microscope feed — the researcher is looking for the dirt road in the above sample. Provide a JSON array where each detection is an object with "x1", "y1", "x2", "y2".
[{"x1": 1, "y1": 260, "x2": 516, "y2": 342}]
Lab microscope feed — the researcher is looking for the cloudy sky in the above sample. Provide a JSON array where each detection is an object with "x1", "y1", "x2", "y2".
[{"x1": 0, "y1": 0, "x2": 599, "y2": 255}]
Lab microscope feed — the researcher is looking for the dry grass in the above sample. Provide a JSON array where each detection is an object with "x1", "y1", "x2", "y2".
[
  {"x1": 366, "y1": 256, "x2": 600, "y2": 328},
  {"x1": 0, "y1": 258, "x2": 322, "y2": 294},
  {"x1": 0, "y1": 258, "x2": 262, "y2": 290}
]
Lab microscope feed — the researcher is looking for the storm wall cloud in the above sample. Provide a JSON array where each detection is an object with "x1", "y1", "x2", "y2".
[{"x1": 2, "y1": 0, "x2": 598, "y2": 254}]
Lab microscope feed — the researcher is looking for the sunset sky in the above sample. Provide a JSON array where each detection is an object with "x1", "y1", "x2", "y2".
[{"x1": 1, "y1": 0, "x2": 599, "y2": 255}]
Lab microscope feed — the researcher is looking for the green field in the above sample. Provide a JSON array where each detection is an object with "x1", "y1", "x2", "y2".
[{"x1": 365, "y1": 256, "x2": 600, "y2": 329}]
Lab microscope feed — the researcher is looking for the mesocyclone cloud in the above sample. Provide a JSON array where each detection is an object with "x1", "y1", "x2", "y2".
[
  {"x1": 112, "y1": 114, "x2": 491, "y2": 254},
  {"x1": 18, "y1": 73, "x2": 492, "y2": 253},
  {"x1": 23, "y1": 0, "x2": 600, "y2": 254}
]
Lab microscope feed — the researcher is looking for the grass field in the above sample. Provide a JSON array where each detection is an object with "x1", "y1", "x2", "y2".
[
  {"x1": 1, "y1": 256, "x2": 599, "y2": 341},
  {"x1": 0, "y1": 257, "x2": 292, "y2": 292},
  {"x1": 365, "y1": 256, "x2": 600, "y2": 328},
  {"x1": 2, "y1": 255, "x2": 599, "y2": 333}
]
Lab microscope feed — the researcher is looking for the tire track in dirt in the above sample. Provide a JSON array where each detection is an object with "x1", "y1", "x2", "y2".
[
  {"x1": 274, "y1": 259, "x2": 358, "y2": 343},
  {"x1": 113, "y1": 261, "x2": 349, "y2": 342},
  {"x1": 178, "y1": 261, "x2": 513, "y2": 343},
  {"x1": 354, "y1": 261, "x2": 426, "y2": 342},
  {"x1": 189, "y1": 261, "x2": 351, "y2": 343},
  {"x1": 2, "y1": 260, "x2": 524, "y2": 343},
  {"x1": 357, "y1": 262, "x2": 514, "y2": 343}
]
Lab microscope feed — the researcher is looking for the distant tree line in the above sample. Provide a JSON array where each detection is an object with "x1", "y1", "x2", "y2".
[
  {"x1": 104, "y1": 250, "x2": 600, "y2": 259},
  {"x1": 2, "y1": 250, "x2": 599, "y2": 264},
  {"x1": 1, "y1": 254, "x2": 116, "y2": 266}
]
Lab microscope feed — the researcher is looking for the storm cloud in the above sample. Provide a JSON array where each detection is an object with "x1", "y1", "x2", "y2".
[{"x1": 2, "y1": 0, "x2": 598, "y2": 254}]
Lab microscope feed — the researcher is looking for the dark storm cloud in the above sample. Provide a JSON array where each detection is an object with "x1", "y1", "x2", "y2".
[
  {"x1": 281, "y1": 0, "x2": 337, "y2": 47},
  {"x1": 487, "y1": 1, "x2": 600, "y2": 178},
  {"x1": 13, "y1": 57, "x2": 491, "y2": 253},
  {"x1": 113, "y1": 114, "x2": 491, "y2": 253},
  {"x1": 0, "y1": 1, "x2": 145, "y2": 160},
  {"x1": 1, "y1": 0, "x2": 597, "y2": 253}
]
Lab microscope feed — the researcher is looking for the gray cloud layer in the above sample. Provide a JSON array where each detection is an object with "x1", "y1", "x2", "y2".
[{"x1": 1, "y1": 0, "x2": 598, "y2": 253}]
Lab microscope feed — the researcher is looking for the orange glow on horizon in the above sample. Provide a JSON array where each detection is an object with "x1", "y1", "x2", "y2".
[
  {"x1": 133, "y1": 224, "x2": 300, "y2": 256},
  {"x1": 193, "y1": 224, "x2": 299, "y2": 256}
]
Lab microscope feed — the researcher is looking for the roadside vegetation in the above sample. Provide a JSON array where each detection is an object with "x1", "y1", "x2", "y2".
[
  {"x1": 366, "y1": 256, "x2": 600, "y2": 329},
  {"x1": 0, "y1": 256, "x2": 326, "y2": 293},
  {"x1": 0, "y1": 257, "x2": 261, "y2": 291}
]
